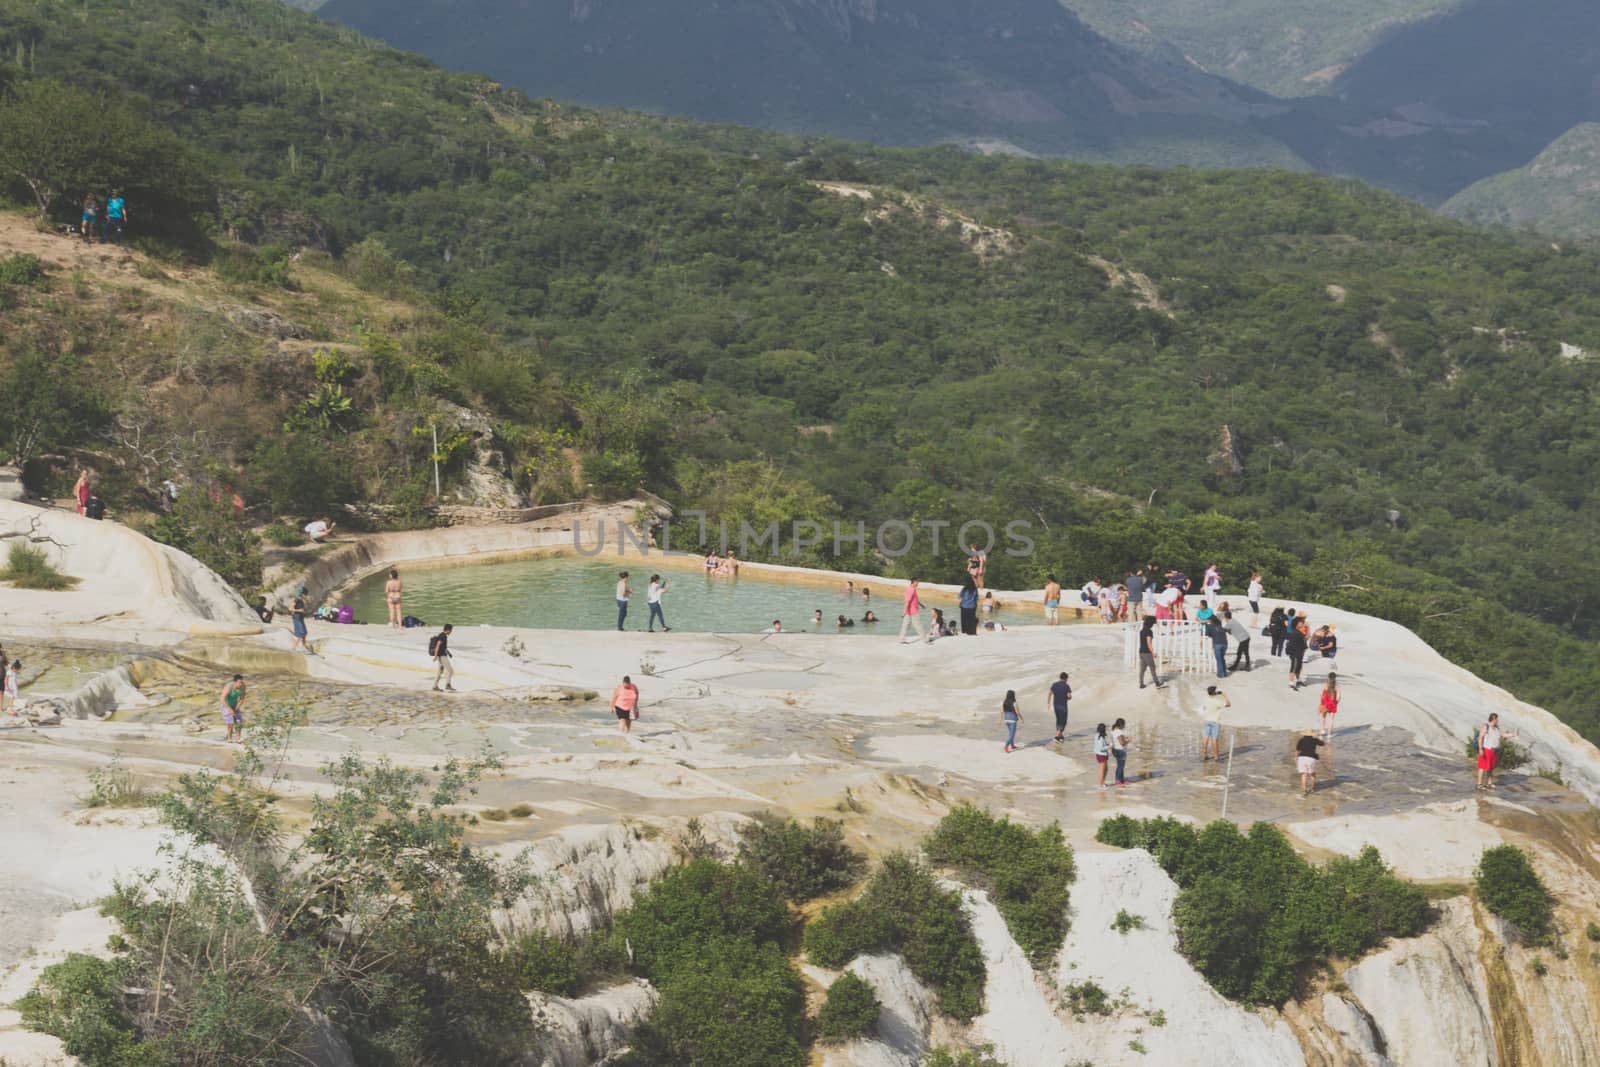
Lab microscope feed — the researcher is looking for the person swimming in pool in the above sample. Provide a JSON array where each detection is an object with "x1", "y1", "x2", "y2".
[
  {"x1": 862, "y1": 610, "x2": 879, "y2": 623},
  {"x1": 837, "y1": 614, "x2": 855, "y2": 628}
]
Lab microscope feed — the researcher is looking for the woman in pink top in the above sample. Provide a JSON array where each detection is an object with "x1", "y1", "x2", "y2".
[
  {"x1": 73, "y1": 469, "x2": 90, "y2": 516},
  {"x1": 612, "y1": 675, "x2": 639, "y2": 735},
  {"x1": 898, "y1": 578, "x2": 927, "y2": 644}
]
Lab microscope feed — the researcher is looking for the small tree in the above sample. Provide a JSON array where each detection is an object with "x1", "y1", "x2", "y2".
[
  {"x1": 0, "y1": 79, "x2": 103, "y2": 217},
  {"x1": 816, "y1": 973, "x2": 881, "y2": 1042},
  {"x1": 1475, "y1": 845, "x2": 1553, "y2": 945}
]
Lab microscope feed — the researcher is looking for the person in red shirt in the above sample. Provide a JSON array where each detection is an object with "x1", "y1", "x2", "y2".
[
  {"x1": 898, "y1": 578, "x2": 927, "y2": 644},
  {"x1": 612, "y1": 675, "x2": 640, "y2": 735}
]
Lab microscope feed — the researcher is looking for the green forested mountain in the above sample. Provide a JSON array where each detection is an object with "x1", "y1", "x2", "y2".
[
  {"x1": 1, "y1": 0, "x2": 1599, "y2": 739},
  {"x1": 1444, "y1": 124, "x2": 1600, "y2": 238}
]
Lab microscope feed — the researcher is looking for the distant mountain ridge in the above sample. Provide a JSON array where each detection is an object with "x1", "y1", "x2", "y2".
[
  {"x1": 313, "y1": 0, "x2": 1600, "y2": 217},
  {"x1": 316, "y1": 0, "x2": 1306, "y2": 168},
  {"x1": 1443, "y1": 124, "x2": 1600, "y2": 238}
]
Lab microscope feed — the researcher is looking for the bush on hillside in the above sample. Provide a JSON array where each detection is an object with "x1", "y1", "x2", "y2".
[
  {"x1": 20, "y1": 719, "x2": 540, "y2": 1067},
  {"x1": 736, "y1": 812, "x2": 866, "y2": 902},
  {"x1": 1101, "y1": 816, "x2": 1430, "y2": 1005},
  {"x1": 816, "y1": 973, "x2": 881, "y2": 1042},
  {"x1": 1475, "y1": 845, "x2": 1553, "y2": 946},
  {"x1": 0, "y1": 542, "x2": 79, "y2": 590},
  {"x1": 923, "y1": 804, "x2": 1076, "y2": 965},
  {"x1": 804, "y1": 854, "x2": 986, "y2": 1021},
  {"x1": 0, "y1": 253, "x2": 48, "y2": 288},
  {"x1": 614, "y1": 859, "x2": 806, "y2": 1067},
  {"x1": 148, "y1": 489, "x2": 262, "y2": 596}
]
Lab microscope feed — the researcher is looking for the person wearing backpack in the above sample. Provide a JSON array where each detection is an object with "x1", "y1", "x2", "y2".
[{"x1": 429, "y1": 624, "x2": 455, "y2": 691}]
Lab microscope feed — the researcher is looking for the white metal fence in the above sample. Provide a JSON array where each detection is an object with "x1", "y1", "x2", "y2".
[{"x1": 1122, "y1": 619, "x2": 1212, "y2": 675}]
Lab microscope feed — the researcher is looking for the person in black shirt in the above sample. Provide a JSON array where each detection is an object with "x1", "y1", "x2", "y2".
[
  {"x1": 253, "y1": 596, "x2": 274, "y2": 624},
  {"x1": 1295, "y1": 731, "x2": 1325, "y2": 795},
  {"x1": 429, "y1": 624, "x2": 455, "y2": 692},
  {"x1": 290, "y1": 590, "x2": 310, "y2": 653},
  {"x1": 1138, "y1": 617, "x2": 1163, "y2": 689}
]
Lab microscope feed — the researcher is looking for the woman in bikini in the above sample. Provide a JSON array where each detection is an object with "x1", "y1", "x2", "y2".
[{"x1": 385, "y1": 569, "x2": 404, "y2": 628}]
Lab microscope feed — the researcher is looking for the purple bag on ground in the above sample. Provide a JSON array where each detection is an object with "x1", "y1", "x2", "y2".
[{"x1": 337, "y1": 604, "x2": 354, "y2": 624}]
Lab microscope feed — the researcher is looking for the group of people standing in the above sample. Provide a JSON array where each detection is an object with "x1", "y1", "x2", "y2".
[{"x1": 78, "y1": 191, "x2": 130, "y2": 244}]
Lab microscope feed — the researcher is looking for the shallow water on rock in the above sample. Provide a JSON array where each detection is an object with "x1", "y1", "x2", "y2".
[{"x1": 345, "y1": 557, "x2": 907, "y2": 635}]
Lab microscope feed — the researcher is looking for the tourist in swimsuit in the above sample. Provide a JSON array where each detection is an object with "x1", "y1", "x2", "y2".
[
  {"x1": 220, "y1": 674, "x2": 246, "y2": 743},
  {"x1": 967, "y1": 544, "x2": 986, "y2": 588},
  {"x1": 999, "y1": 690, "x2": 1021, "y2": 753},
  {"x1": 384, "y1": 569, "x2": 403, "y2": 628},
  {"x1": 1043, "y1": 575, "x2": 1061, "y2": 625},
  {"x1": 613, "y1": 675, "x2": 639, "y2": 735},
  {"x1": 837, "y1": 614, "x2": 854, "y2": 628},
  {"x1": 73, "y1": 469, "x2": 90, "y2": 516}
]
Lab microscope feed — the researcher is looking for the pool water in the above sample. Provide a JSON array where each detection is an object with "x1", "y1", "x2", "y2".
[{"x1": 344, "y1": 558, "x2": 906, "y2": 635}]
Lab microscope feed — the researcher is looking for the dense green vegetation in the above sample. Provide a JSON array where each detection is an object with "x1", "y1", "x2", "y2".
[
  {"x1": 1474, "y1": 845, "x2": 1554, "y2": 946},
  {"x1": 0, "y1": 0, "x2": 1598, "y2": 740},
  {"x1": 21, "y1": 712, "x2": 538, "y2": 1065},
  {"x1": 1097, "y1": 815, "x2": 1430, "y2": 1005},
  {"x1": 805, "y1": 854, "x2": 987, "y2": 1021},
  {"x1": 735, "y1": 812, "x2": 867, "y2": 903},
  {"x1": 613, "y1": 859, "x2": 807, "y2": 1067},
  {"x1": 923, "y1": 804, "x2": 1076, "y2": 965},
  {"x1": 815, "y1": 973, "x2": 881, "y2": 1043}
]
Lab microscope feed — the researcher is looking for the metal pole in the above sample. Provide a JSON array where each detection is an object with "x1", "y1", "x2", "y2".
[
  {"x1": 1221, "y1": 731, "x2": 1236, "y2": 819},
  {"x1": 431, "y1": 423, "x2": 441, "y2": 497}
]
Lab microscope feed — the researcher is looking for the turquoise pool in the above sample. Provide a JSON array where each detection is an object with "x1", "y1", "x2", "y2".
[{"x1": 343, "y1": 557, "x2": 911, "y2": 634}]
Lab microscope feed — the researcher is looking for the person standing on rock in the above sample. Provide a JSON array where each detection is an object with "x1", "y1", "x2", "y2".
[
  {"x1": 1203, "y1": 563, "x2": 1222, "y2": 606},
  {"x1": 1267, "y1": 606, "x2": 1287, "y2": 657},
  {"x1": 3, "y1": 658, "x2": 19, "y2": 716},
  {"x1": 72, "y1": 469, "x2": 90, "y2": 516},
  {"x1": 999, "y1": 690, "x2": 1022, "y2": 753},
  {"x1": 612, "y1": 675, "x2": 640, "y2": 735},
  {"x1": 1224, "y1": 608, "x2": 1253, "y2": 672},
  {"x1": 1110, "y1": 717, "x2": 1130, "y2": 786},
  {"x1": 959, "y1": 576, "x2": 979, "y2": 636},
  {"x1": 104, "y1": 190, "x2": 127, "y2": 245},
  {"x1": 1286, "y1": 612, "x2": 1308, "y2": 690},
  {"x1": 1200, "y1": 685, "x2": 1229, "y2": 762},
  {"x1": 646, "y1": 574, "x2": 671, "y2": 633},
  {"x1": 1475, "y1": 712, "x2": 1518, "y2": 792},
  {"x1": 290, "y1": 588, "x2": 311, "y2": 654},
  {"x1": 1138, "y1": 616, "x2": 1163, "y2": 690},
  {"x1": 384, "y1": 569, "x2": 404, "y2": 629},
  {"x1": 1319, "y1": 673, "x2": 1340, "y2": 738},
  {"x1": 1048, "y1": 672, "x2": 1072, "y2": 744},
  {"x1": 1094, "y1": 723, "x2": 1110, "y2": 787},
  {"x1": 1296, "y1": 730, "x2": 1325, "y2": 796},
  {"x1": 1247, "y1": 572, "x2": 1263, "y2": 627},
  {"x1": 429, "y1": 623, "x2": 455, "y2": 691},
  {"x1": 1206, "y1": 612, "x2": 1229, "y2": 678},
  {"x1": 615, "y1": 571, "x2": 633, "y2": 631},
  {"x1": 220, "y1": 674, "x2": 246, "y2": 743},
  {"x1": 898, "y1": 578, "x2": 927, "y2": 644}
]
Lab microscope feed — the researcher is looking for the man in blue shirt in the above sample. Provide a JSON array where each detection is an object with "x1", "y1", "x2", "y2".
[
  {"x1": 1047, "y1": 672, "x2": 1072, "y2": 744},
  {"x1": 104, "y1": 190, "x2": 127, "y2": 245}
]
